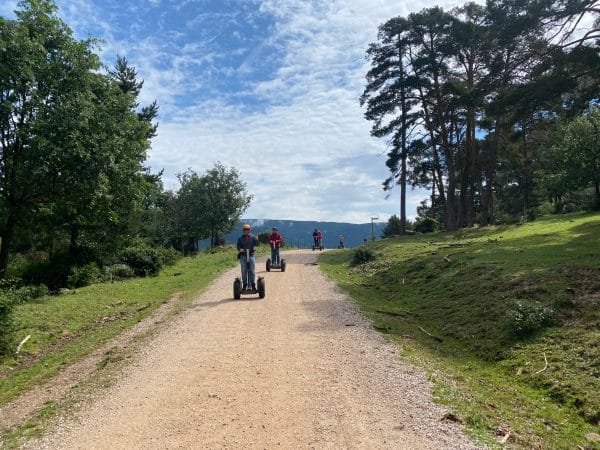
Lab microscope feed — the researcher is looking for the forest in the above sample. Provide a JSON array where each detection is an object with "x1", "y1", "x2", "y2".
[
  {"x1": 0, "y1": 1, "x2": 251, "y2": 352},
  {"x1": 362, "y1": 0, "x2": 600, "y2": 233}
]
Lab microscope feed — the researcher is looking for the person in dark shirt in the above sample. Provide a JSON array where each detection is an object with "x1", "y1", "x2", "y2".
[{"x1": 236, "y1": 224, "x2": 259, "y2": 290}]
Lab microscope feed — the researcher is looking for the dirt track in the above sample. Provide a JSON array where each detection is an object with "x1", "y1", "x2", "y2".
[{"x1": 29, "y1": 250, "x2": 478, "y2": 449}]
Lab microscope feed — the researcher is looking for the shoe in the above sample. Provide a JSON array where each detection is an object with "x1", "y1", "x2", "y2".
[
  {"x1": 251, "y1": 284, "x2": 256, "y2": 291},
  {"x1": 242, "y1": 285, "x2": 247, "y2": 291}
]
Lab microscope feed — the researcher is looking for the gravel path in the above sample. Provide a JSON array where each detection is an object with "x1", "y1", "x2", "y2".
[{"x1": 29, "y1": 250, "x2": 479, "y2": 449}]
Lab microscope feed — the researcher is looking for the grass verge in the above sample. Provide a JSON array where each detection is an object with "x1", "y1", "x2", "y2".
[
  {"x1": 319, "y1": 213, "x2": 600, "y2": 449},
  {"x1": 0, "y1": 249, "x2": 236, "y2": 406}
]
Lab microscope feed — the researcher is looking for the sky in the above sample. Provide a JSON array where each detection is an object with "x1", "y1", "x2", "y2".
[{"x1": 1, "y1": 0, "x2": 479, "y2": 223}]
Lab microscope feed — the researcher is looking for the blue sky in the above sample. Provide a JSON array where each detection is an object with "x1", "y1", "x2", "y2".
[{"x1": 1, "y1": 0, "x2": 477, "y2": 223}]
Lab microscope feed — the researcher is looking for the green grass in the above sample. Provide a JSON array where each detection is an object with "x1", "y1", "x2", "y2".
[
  {"x1": 320, "y1": 213, "x2": 600, "y2": 449},
  {"x1": 0, "y1": 249, "x2": 237, "y2": 406}
]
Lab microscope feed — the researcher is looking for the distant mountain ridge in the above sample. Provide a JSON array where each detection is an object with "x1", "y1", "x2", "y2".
[{"x1": 225, "y1": 219, "x2": 384, "y2": 248}]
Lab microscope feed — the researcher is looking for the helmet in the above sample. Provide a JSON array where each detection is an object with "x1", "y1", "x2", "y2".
[
  {"x1": 272, "y1": 226, "x2": 278, "y2": 231},
  {"x1": 242, "y1": 224, "x2": 251, "y2": 230}
]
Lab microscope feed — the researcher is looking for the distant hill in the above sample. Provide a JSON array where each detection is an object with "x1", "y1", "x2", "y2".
[{"x1": 223, "y1": 219, "x2": 385, "y2": 249}]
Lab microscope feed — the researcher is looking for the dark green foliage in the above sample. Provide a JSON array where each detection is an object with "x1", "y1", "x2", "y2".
[
  {"x1": 67, "y1": 263, "x2": 101, "y2": 288},
  {"x1": 363, "y1": 1, "x2": 600, "y2": 229},
  {"x1": 22, "y1": 258, "x2": 71, "y2": 291},
  {"x1": 101, "y1": 264, "x2": 135, "y2": 281},
  {"x1": 382, "y1": 215, "x2": 403, "y2": 237},
  {"x1": 119, "y1": 245, "x2": 163, "y2": 277},
  {"x1": 507, "y1": 301, "x2": 555, "y2": 335},
  {"x1": 351, "y1": 247, "x2": 376, "y2": 266},
  {"x1": 414, "y1": 217, "x2": 439, "y2": 233}
]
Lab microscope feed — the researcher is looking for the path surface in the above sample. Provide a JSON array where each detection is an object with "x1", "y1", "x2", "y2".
[{"x1": 29, "y1": 250, "x2": 478, "y2": 449}]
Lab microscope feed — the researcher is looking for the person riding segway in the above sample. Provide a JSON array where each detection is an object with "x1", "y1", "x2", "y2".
[
  {"x1": 312, "y1": 228, "x2": 324, "y2": 251},
  {"x1": 266, "y1": 227, "x2": 286, "y2": 272},
  {"x1": 234, "y1": 224, "x2": 265, "y2": 299}
]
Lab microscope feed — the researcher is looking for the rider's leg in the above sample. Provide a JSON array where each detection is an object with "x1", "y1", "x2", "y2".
[
  {"x1": 240, "y1": 255, "x2": 248, "y2": 289},
  {"x1": 249, "y1": 255, "x2": 256, "y2": 289},
  {"x1": 271, "y1": 246, "x2": 276, "y2": 264},
  {"x1": 274, "y1": 247, "x2": 280, "y2": 265}
]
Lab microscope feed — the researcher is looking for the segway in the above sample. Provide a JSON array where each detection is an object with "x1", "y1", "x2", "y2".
[
  {"x1": 266, "y1": 243, "x2": 286, "y2": 272},
  {"x1": 233, "y1": 249, "x2": 265, "y2": 299}
]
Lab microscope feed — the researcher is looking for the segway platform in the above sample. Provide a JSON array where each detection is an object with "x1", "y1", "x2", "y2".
[
  {"x1": 233, "y1": 276, "x2": 265, "y2": 299},
  {"x1": 266, "y1": 258, "x2": 286, "y2": 272}
]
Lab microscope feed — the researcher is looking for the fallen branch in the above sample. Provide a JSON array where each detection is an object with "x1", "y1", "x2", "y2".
[
  {"x1": 16, "y1": 335, "x2": 31, "y2": 354},
  {"x1": 535, "y1": 352, "x2": 548, "y2": 375},
  {"x1": 444, "y1": 255, "x2": 451, "y2": 263},
  {"x1": 418, "y1": 326, "x2": 443, "y2": 342}
]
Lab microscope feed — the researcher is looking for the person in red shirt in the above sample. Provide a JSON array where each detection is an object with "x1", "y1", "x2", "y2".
[{"x1": 268, "y1": 227, "x2": 283, "y2": 265}]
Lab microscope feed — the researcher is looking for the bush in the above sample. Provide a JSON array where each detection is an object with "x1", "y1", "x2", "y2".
[
  {"x1": 67, "y1": 262, "x2": 101, "y2": 288},
  {"x1": 0, "y1": 278, "x2": 49, "y2": 304},
  {"x1": 352, "y1": 247, "x2": 376, "y2": 266},
  {"x1": 22, "y1": 259, "x2": 70, "y2": 291},
  {"x1": 156, "y1": 247, "x2": 180, "y2": 267},
  {"x1": 508, "y1": 301, "x2": 555, "y2": 335},
  {"x1": 414, "y1": 217, "x2": 440, "y2": 233},
  {"x1": 101, "y1": 263, "x2": 135, "y2": 281},
  {"x1": 119, "y1": 245, "x2": 162, "y2": 276},
  {"x1": 0, "y1": 292, "x2": 15, "y2": 355}
]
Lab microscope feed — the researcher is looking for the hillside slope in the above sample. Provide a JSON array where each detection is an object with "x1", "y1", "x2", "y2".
[{"x1": 320, "y1": 213, "x2": 600, "y2": 448}]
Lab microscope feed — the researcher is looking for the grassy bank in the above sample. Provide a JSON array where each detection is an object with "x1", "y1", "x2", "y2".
[
  {"x1": 320, "y1": 213, "x2": 600, "y2": 449},
  {"x1": 0, "y1": 249, "x2": 236, "y2": 406}
]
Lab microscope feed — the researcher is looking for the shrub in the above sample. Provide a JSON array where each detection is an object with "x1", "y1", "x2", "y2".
[
  {"x1": 0, "y1": 292, "x2": 15, "y2": 355},
  {"x1": 352, "y1": 247, "x2": 376, "y2": 266},
  {"x1": 119, "y1": 245, "x2": 162, "y2": 276},
  {"x1": 101, "y1": 263, "x2": 135, "y2": 281},
  {"x1": 67, "y1": 263, "x2": 101, "y2": 288},
  {"x1": 508, "y1": 301, "x2": 555, "y2": 335},
  {"x1": 156, "y1": 247, "x2": 180, "y2": 267},
  {"x1": 414, "y1": 217, "x2": 440, "y2": 233},
  {"x1": 0, "y1": 278, "x2": 48, "y2": 304}
]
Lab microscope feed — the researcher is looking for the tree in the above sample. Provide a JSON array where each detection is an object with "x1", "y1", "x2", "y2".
[
  {"x1": 200, "y1": 163, "x2": 253, "y2": 249},
  {"x1": 362, "y1": 17, "x2": 418, "y2": 234},
  {"x1": 382, "y1": 215, "x2": 403, "y2": 237},
  {"x1": 175, "y1": 163, "x2": 252, "y2": 250},
  {"x1": 0, "y1": 0, "x2": 101, "y2": 277},
  {"x1": 364, "y1": 0, "x2": 599, "y2": 229},
  {"x1": 549, "y1": 108, "x2": 600, "y2": 209}
]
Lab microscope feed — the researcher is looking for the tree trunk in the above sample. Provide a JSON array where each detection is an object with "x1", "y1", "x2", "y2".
[
  {"x1": 399, "y1": 44, "x2": 408, "y2": 235},
  {"x1": 445, "y1": 156, "x2": 458, "y2": 231},
  {"x1": 0, "y1": 216, "x2": 17, "y2": 280},
  {"x1": 595, "y1": 180, "x2": 600, "y2": 210}
]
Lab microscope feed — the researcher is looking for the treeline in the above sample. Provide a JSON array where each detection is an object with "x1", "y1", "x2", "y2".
[
  {"x1": 361, "y1": 0, "x2": 600, "y2": 232},
  {"x1": 0, "y1": 0, "x2": 251, "y2": 289}
]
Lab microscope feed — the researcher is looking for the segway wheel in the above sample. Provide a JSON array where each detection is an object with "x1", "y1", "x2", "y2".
[
  {"x1": 281, "y1": 259, "x2": 286, "y2": 272},
  {"x1": 266, "y1": 258, "x2": 271, "y2": 272},
  {"x1": 257, "y1": 277, "x2": 265, "y2": 299},
  {"x1": 312, "y1": 245, "x2": 315, "y2": 251},
  {"x1": 233, "y1": 278, "x2": 241, "y2": 300}
]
